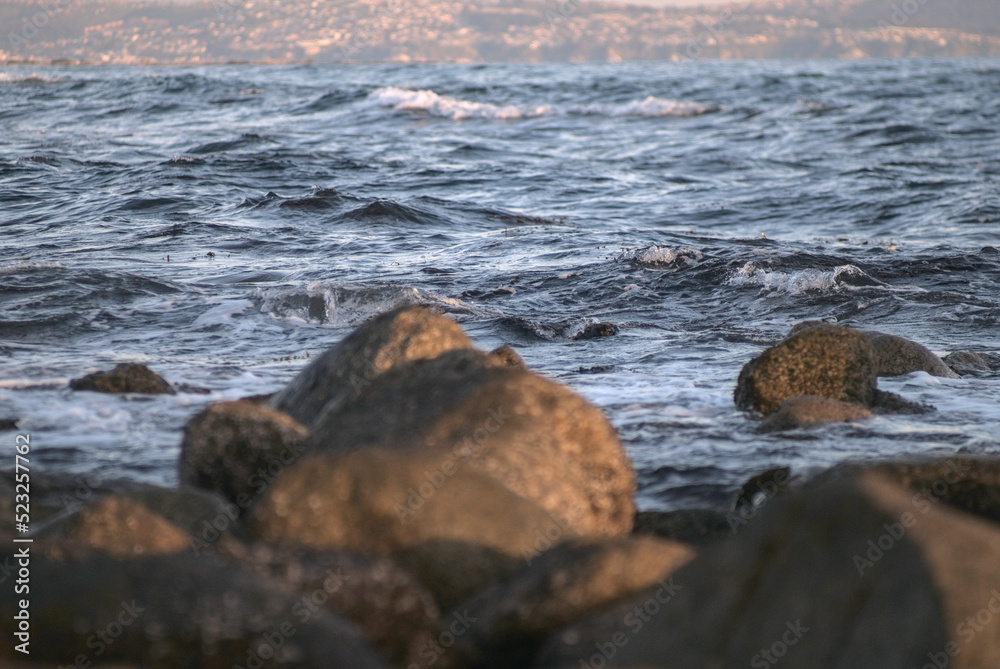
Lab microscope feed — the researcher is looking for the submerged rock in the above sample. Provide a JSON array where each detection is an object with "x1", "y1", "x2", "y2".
[
  {"x1": 864, "y1": 331, "x2": 958, "y2": 378},
  {"x1": 572, "y1": 321, "x2": 619, "y2": 340},
  {"x1": 0, "y1": 550, "x2": 389, "y2": 668},
  {"x1": 179, "y1": 400, "x2": 310, "y2": 505},
  {"x1": 451, "y1": 536, "x2": 695, "y2": 669},
  {"x1": 943, "y1": 351, "x2": 1000, "y2": 377},
  {"x1": 759, "y1": 395, "x2": 874, "y2": 431},
  {"x1": 307, "y1": 348, "x2": 636, "y2": 538},
  {"x1": 70, "y1": 362, "x2": 175, "y2": 395},
  {"x1": 268, "y1": 305, "x2": 474, "y2": 426},
  {"x1": 537, "y1": 473, "x2": 1000, "y2": 668},
  {"x1": 735, "y1": 324, "x2": 878, "y2": 415}
]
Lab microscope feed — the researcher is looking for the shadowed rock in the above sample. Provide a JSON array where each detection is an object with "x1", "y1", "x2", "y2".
[
  {"x1": 537, "y1": 473, "x2": 1000, "y2": 668},
  {"x1": 489, "y1": 344, "x2": 527, "y2": 369},
  {"x1": 864, "y1": 331, "x2": 959, "y2": 378},
  {"x1": 220, "y1": 541, "x2": 447, "y2": 668},
  {"x1": 760, "y1": 395, "x2": 874, "y2": 431},
  {"x1": 249, "y1": 448, "x2": 585, "y2": 608},
  {"x1": 632, "y1": 509, "x2": 732, "y2": 546},
  {"x1": 0, "y1": 550, "x2": 389, "y2": 668},
  {"x1": 943, "y1": 351, "x2": 1000, "y2": 377},
  {"x1": 736, "y1": 324, "x2": 878, "y2": 415},
  {"x1": 268, "y1": 306, "x2": 474, "y2": 426},
  {"x1": 308, "y1": 348, "x2": 635, "y2": 538},
  {"x1": 70, "y1": 362, "x2": 175, "y2": 395},
  {"x1": 451, "y1": 536, "x2": 695, "y2": 669},
  {"x1": 179, "y1": 400, "x2": 310, "y2": 505}
]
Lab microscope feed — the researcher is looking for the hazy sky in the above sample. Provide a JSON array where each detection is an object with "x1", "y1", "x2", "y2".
[{"x1": 621, "y1": 0, "x2": 738, "y2": 5}]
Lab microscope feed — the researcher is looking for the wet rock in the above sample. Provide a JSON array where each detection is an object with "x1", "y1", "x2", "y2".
[
  {"x1": 268, "y1": 305, "x2": 474, "y2": 426},
  {"x1": 943, "y1": 351, "x2": 1000, "y2": 377},
  {"x1": 812, "y1": 456, "x2": 1000, "y2": 525},
  {"x1": 870, "y1": 388, "x2": 933, "y2": 414},
  {"x1": 864, "y1": 331, "x2": 959, "y2": 378},
  {"x1": 308, "y1": 348, "x2": 635, "y2": 538},
  {"x1": 572, "y1": 321, "x2": 619, "y2": 340},
  {"x1": 179, "y1": 400, "x2": 310, "y2": 505},
  {"x1": 537, "y1": 473, "x2": 1000, "y2": 668},
  {"x1": 249, "y1": 448, "x2": 585, "y2": 608},
  {"x1": 32, "y1": 495, "x2": 190, "y2": 558},
  {"x1": 221, "y1": 542, "x2": 446, "y2": 669},
  {"x1": 452, "y1": 536, "x2": 695, "y2": 668},
  {"x1": 759, "y1": 395, "x2": 874, "y2": 431},
  {"x1": 0, "y1": 550, "x2": 389, "y2": 668},
  {"x1": 69, "y1": 362, "x2": 175, "y2": 395},
  {"x1": 0, "y1": 418, "x2": 17, "y2": 430},
  {"x1": 632, "y1": 509, "x2": 731, "y2": 546},
  {"x1": 731, "y1": 466, "x2": 793, "y2": 513}
]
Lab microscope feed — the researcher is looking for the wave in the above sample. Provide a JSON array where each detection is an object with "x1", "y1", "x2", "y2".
[
  {"x1": 727, "y1": 263, "x2": 886, "y2": 294},
  {"x1": 626, "y1": 245, "x2": 705, "y2": 269},
  {"x1": 370, "y1": 87, "x2": 716, "y2": 121}
]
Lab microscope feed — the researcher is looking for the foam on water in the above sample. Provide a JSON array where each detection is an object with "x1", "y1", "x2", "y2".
[
  {"x1": 727, "y1": 262, "x2": 881, "y2": 294},
  {"x1": 371, "y1": 86, "x2": 552, "y2": 120},
  {"x1": 571, "y1": 96, "x2": 719, "y2": 117}
]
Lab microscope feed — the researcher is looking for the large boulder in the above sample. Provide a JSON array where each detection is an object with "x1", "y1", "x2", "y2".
[
  {"x1": 220, "y1": 541, "x2": 446, "y2": 668},
  {"x1": 0, "y1": 550, "x2": 389, "y2": 668},
  {"x1": 308, "y1": 348, "x2": 635, "y2": 538},
  {"x1": 537, "y1": 472, "x2": 1000, "y2": 668},
  {"x1": 736, "y1": 324, "x2": 878, "y2": 415},
  {"x1": 249, "y1": 448, "x2": 585, "y2": 608},
  {"x1": 864, "y1": 331, "x2": 959, "y2": 378},
  {"x1": 179, "y1": 400, "x2": 310, "y2": 506},
  {"x1": 759, "y1": 395, "x2": 874, "y2": 431},
  {"x1": 451, "y1": 536, "x2": 695, "y2": 669},
  {"x1": 268, "y1": 306, "x2": 474, "y2": 426},
  {"x1": 70, "y1": 362, "x2": 175, "y2": 395}
]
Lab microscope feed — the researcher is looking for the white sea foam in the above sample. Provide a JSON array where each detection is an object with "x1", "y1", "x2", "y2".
[
  {"x1": 370, "y1": 87, "x2": 715, "y2": 121},
  {"x1": 632, "y1": 246, "x2": 704, "y2": 268},
  {"x1": 0, "y1": 261, "x2": 64, "y2": 275},
  {"x1": 727, "y1": 263, "x2": 878, "y2": 294},
  {"x1": 0, "y1": 73, "x2": 63, "y2": 84}
]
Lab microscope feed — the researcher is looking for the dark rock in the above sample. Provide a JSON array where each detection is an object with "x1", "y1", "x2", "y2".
[
  {"x1": 731, "y1": 466, "x2": 793, "y2": 513},
  {"x1": 452, "y1": 536, "x2": 694, "y2": 669},
  {"x1": 811, "y1": 457, "x2": 1000, "y2": 525},
  {"x1": 0, "y1": 550, "x2": 389, "y2": 668},
  {"x1": 943, "y1": 351, "x2": 1000, "y2": 377},
  {"x1": 179, "y1": 400, "x2": 310, "y2": 505},
  {"x1": 864, "y1": 331, "x2": 958, "y2": 378},
  {"x1": 537, "y1": 473, "x2": 1000, "y2": 668},
  {"x1": 174, "y1": 382, "x2": 212, "y2": 394},
  {"x1": 0, "y1": 418, "x2": 17, "y2": 430},
  {"x1": 69, "y1": 362, "x2": 176, "y2": 395},
  {"x1": 759, "y1": 396, "x2": 874, "y2": 431},
  {"x1": 736, "y1": 325, "x2": 878, "y2": 415},
  {"x1": 870, "y1": 388, "x2": 934, "y2": 414},
  {"x1": 488, "y1": 344, "x2": 527, "y2": 369},
  {"x1": 307, "y1": 348, "x2": 635, "y2": 538},
  {"x1": 268, "y1": 305, "x2": 474, "y2": 426},
  {"x1": 220, "y1": 542, "x2": 446, "y2": 669},
  {"x1": 249, "y1": 448, "x2": 586, "y2": 608},
  {"x1": 632, "y1": 509, "x2": 731, "y2": 546},
  {"x1": 573, "y1": 322, "x2": 619, "y2": 340}
]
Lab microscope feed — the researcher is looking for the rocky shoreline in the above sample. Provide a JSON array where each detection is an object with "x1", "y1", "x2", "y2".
[{"x1": 3, "y1": 306, "x2": 1000, "y2": 668}]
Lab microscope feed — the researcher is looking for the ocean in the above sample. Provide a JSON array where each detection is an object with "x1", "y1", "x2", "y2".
[{"x1": 1, "y1": 58, "x2": 998, "y2": 511}]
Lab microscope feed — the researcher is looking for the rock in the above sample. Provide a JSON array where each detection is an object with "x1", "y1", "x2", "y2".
[
  {"x1": 268, "y1": 305, "x2": 474, "y2": 426},
  {"x1": 537, "y1": 472, "x2": 1000, "y2": 668},
  {"x1": 452, "y1": 536, "x2": 695, "y2": 669},
  {"x1": 735, "y1": 324, "x2": 878, "y2": 415},
  {"x1": 308, "y1": 348, "x2": 635, "y2": 538},
  {"x1": 489, "y1": 344, "x2": 527, "y2": 369},
  {"x1": 943, "y1": 351, "x2": 1000, "y2": 377},
  {"x1": 32, "y1": 495, "x2": 190, "y2": 558},
  {"x1": 220, "y1": 542, "x2": 446, "y2": 669},
  {"x1": 573, "y1": 322, "x2": 619, "y2": 340},
  {"x1": 812, "y1": 456, "x2": 1000, "y2": 525},
  {"x1": 731, "y1": 466, "x2": 793, "y2": 513},
  {"x1": 69, "y1": 362, "x2": 175, "y2": 395},
  {"x1": 632, "y1": 509, "x2": 731, "y2": 546},
  {"x1": 0, "y1": 418, "x2": 17, "y2": 430},
  {"x1": 179, "y1": 400, "x2": 310, "y2": 505},
  {"x1": 864, "y1": 331, "x2": 959, "y2": 378},
  {"x1": 759, "y1": 396, "x2": 874, "y2": 431},
  {"x1": 0, "y1": 550, "x2": 389, "y2": 668},
  {"x1": 869, "y1": 388, "x2": 933, "y2": 414},
  {"x1": 249, "y1": 448, "x2": 585, "y2": 608}
]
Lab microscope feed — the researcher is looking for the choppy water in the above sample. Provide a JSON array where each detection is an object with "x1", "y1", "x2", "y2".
[{"x1": 1, "y1": 59, "x2": 999, "y2": 510}]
